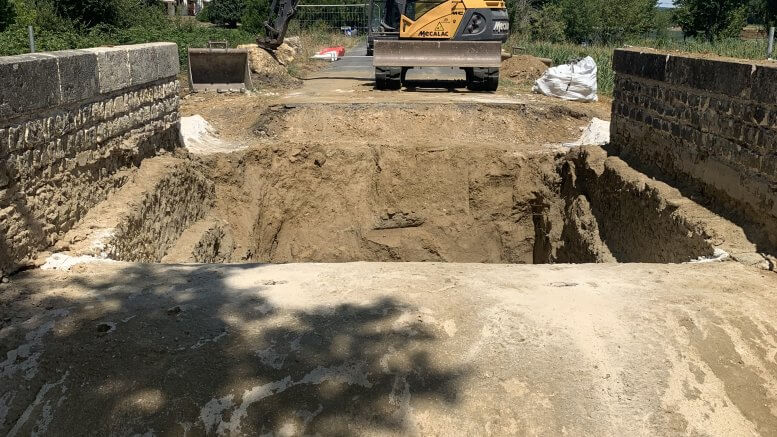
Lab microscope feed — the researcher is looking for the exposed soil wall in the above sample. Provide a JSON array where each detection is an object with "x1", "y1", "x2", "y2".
[
  {"x1": 0, "y1": 43, "x2": 182, "y2": 274},
  {"x1": 198, "y1": 141, "x2": 724, "y2": 265},
  {"x1": 55, "y1": 156, "x2": 214, "y2": 263},
  {"x1": 610, "y1": 48, "x2": 777, "y2": 249},
  {"x1": 562, "y1": 147, "x2": 715, "y2": 263}
]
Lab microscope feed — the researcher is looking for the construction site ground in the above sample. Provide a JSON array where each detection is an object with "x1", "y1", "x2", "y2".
[{"x1": 3, "y1": 48, "x2": 777, "y2": 436}]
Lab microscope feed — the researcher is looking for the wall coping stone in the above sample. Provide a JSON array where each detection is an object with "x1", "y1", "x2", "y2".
[{"x1": 0, "y1": 43, "x2": 180, "y2": 121}]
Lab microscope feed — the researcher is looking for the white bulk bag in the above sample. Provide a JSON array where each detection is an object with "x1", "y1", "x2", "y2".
[{"x1": 533, "y1": 56, "x2": 598, "y2": 102}]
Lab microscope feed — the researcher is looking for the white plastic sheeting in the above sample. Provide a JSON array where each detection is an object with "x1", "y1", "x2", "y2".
[
  {"x1": 533, "y1": 56, "x2": 598, "y2": 102},
  {"x1": 563, "y1": 117, "x2": 610, "y2": 147}
]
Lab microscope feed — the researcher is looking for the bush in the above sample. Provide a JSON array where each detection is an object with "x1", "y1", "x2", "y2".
[
  {"x1": 196, "y1": 4, "x2": 212, "y2": 22},
  {"x1": 208, "y1": 0, "x2": 245, "y2": 28},
  {"x1": 241, "y1": 0, "x2": 269, "y2": 34},
  {"x1": 558, "y1": 0, "x2": 599, "y2": 43},
  {"x1": 530, "y1": 3, "x2": 566, "y2": 43},
  {"x1": 0, "y1": 0, "x2": 15, "y2": 31},
  {"x1": 674, "y1": 0, "x2": 747, "y2": 41},
  {"x1": 55, "y1": 0, "x2": 119, "y2": 27}
]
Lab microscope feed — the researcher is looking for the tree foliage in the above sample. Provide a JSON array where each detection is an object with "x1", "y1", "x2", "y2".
[
  {"x1": 0, "y1": 0, "x2": 15, "y2": 31},
  {"x1": 522, "y1": 0, "x2": 657, "y2": 43},
  {"x1": 55, "y1": 0, "x2": 120, "y2": 27},
  {"x1": 207, "y1": 0, "x2": 245, "y2": 28},
  {"x1": 241, "y1": 0, "x2": 270, "y2": 34},
  {"x1": 530, "y1": 3, "x2": 565, "y2": 42},
  {"x1": 749, "y1": 0, "x2": 777, "y2": 28},
  {"x1": 674, "y1": 0, "x2": 748, "y2": 41}
]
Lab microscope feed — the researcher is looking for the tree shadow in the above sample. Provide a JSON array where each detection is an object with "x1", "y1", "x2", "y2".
[{"x1": 0, "y1": 262, "x2": 467, "y2": 435}]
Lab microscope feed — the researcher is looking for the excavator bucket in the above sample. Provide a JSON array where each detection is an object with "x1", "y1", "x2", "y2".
[{"x1": 187, "y1": 47, "x2": 252, "y2": 92}]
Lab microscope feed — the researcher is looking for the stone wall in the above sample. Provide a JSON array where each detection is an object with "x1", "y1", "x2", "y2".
[
  {"x1": 610, "y1": 48, "x2": 777, "y2": 247},
  {"x1": 0, "y1": 43, "x2": 181, "y2": 274}
]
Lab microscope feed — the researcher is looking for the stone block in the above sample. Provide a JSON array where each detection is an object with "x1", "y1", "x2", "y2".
[
  {"x1": 51, "y1": 49, "x2": 99, "y2": 104},
  {"x1": 0, "y1": 53, "x2": 60, "y2": 120},
  {"x1": 751, "y1": 64, "x2": 777, "y2": 104},
  {"x1": 84, "y1": 47, "x2": 131, "y2": 94},
  {"x1": 666, "y1": 55, "x2": 753, "y2": 98},
  {"x1": 127, "y1": 44, "x2": 160, "y2": 86},
  {"x1": 613, "y1": 49, "x2": 667, "y2": 82},
  {"x1": 154, "y1": 43, "x2": 180, "y2": 78}
]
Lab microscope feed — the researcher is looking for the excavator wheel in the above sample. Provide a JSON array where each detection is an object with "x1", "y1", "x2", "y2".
[
  {"x1": 375, "y1": 67, "x2": 402, "y2": 90},
  {"x1": 465, "y1": 67, "x2": 500, "y2": 92}
]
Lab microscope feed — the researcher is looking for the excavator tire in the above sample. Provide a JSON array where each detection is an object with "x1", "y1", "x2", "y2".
[
  {"x1": 466, "y1": 67, "x2": 500, "y2": 92},
  {"x1": 375, "y1": 67, "x2": 402, "y2": 90}
]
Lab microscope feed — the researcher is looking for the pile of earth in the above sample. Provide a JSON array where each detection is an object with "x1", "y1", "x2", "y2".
[
  {"x1": 501, "y1": 55, "x2": 551, "y2": 83},
  {"x1": 237, "y1": 36, "x2": 303, "y2": 88}
]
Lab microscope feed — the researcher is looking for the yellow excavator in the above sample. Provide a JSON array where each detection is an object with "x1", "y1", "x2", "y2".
[{"x1": 258, "y1": 0, "x2": 509, "y2": 91}]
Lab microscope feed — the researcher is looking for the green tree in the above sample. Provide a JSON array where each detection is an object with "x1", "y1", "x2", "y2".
[
  {"x1": 0, "y1": 0, "x2": 15, "y2": 31},
  {"x1": 241, "y1": 0, "x2": 269, "y2": 34},
  {"x1": 674, "y1": 0, "x2": 747, "y2": 41},
  {"x1": 559, "y1": 0, "x2": 600, "y2": 42},
  {"x1": 208, "y1": 0, "x2": 245, "y2": 28},
  {"x1": 55, "y1": 0, "x2": 119, "y2": 27},
  {"x1": 530, "y1": 3, "x2": 565, "y2": 42},
  {"x1": 749, "y1": 0, "x2": 777, "y2": 28},
  {"x1": 598, "y1": 0, "x2": 657, "y2": 43}
]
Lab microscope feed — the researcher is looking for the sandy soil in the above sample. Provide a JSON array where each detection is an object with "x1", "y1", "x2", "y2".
[
  {"x1": 2, "y1": 261, "x2": 777, "y2": 435},
  {"x1": 501, "y1": 55, "x2": 550, "y2": 83}
]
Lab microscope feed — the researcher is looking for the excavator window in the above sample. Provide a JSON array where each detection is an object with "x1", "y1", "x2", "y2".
[{"x1": 382, "y1": 0, "x2": 445, "y2": 29}]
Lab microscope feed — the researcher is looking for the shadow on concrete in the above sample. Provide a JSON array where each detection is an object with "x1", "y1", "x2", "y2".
[{"x1": 0, "y1": 262, "x2": 466, "y2": 435}]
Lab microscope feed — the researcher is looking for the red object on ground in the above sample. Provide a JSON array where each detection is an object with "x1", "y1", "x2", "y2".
[{"x1": 317, "y1": 46, "x2": 346, "y2": 58}]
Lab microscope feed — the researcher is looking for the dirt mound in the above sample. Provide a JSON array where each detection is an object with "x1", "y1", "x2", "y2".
[
  {"x1": 501, "y1": 55, "x2": 550, "y2": 82},
  {"x1": 237, "y1": 43, "x2": 302, "y2": 88}
]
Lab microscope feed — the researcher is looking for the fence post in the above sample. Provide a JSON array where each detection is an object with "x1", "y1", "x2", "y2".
[
  {"x1": 768, "y1": 27, "x2": 775, "y2": 60},
  {"x1": 27, "y1": 25, "x2": 36, "y2": 53}
]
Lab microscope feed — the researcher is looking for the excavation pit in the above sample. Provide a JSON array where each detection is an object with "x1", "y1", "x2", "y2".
[{"x1": 50, "y1": 103, "x2": 744, "y2": 267}]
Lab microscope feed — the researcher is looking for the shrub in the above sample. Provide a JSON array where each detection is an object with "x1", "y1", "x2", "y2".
[
  {"x1": 208, "y1": 0, "x2": 245, "y2": 28},
  {"x1": 55, "y1": 0, "x2": 119, "y2": 27},
  {"x1": 674, "y1": 0, "x2": 747, "y2": 41},
  {"x1": 241, "y1": 0, "x2": 269, "y2": 34},
  {"x1": 0, "y1": 0, "x2": 15, "y2": 31},
  {"x1": 530, "y1": 3, "x2": 566, "y2": 43}
]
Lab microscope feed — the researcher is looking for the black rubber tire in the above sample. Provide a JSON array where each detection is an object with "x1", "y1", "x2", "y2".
[
  {"x1": 466, "y1": 67, "x2": 499, "y2": 92},
  {"x1": 375, "y1": 67, "x2": 402, "y2": 90}
]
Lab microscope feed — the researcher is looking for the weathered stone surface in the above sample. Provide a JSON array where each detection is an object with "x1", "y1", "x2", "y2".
[
  {"x1": 751, "y1": 64, "x2": 777, "y2": 104},
  {"x1": 127, "y1": 44, "x2": 160, "y2": 86},
  {"x1": 0, "y1": 54, "x2": 60, "y2": 120},
  {"x1": 612, "y1": 49, "x2": 667, "y2": 82},
  {"x1": 0, "y1": 43, "x2": 183, "y2": 275},
  {"x1": 153, "y1": 42, "x2": 181, "y2": 78},
  {"x1": 611, "y1": 50, "x2": 777, "y2": 247},
  {"x1": 84, "y1": 46, "x2": 132, "y2": 94},
  {"x1": 52, "y1": 50, "x2": 99, "y2": 104}
]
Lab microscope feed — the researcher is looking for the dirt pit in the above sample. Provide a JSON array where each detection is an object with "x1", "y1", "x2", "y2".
[{"x1": 159, "y1": 103, "x2": 721, "y2": 265}]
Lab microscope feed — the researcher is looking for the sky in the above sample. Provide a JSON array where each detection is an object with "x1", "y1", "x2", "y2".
[{"x1": 658, "y1": 0, "x2": 674, "y2": 7}]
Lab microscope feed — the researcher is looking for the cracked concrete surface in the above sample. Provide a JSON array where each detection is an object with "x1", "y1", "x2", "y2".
[{"x1": 1, "y1": 261, "x2": 777, "y2": 435}]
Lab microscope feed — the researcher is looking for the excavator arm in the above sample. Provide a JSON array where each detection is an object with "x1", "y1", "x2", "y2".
[{"x1": 258, "y1": 0, "x2": 300, "y2": 50}]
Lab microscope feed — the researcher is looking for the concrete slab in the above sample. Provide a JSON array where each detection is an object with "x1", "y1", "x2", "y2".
[{"x1": 1, "y1": 262, "x2": 776, "y2": 435}]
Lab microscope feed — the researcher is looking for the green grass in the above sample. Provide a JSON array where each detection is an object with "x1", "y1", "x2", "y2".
[
  {"x1": 508, "y1": 36, "x2": 771, "y2": 96},
  {"x1": 0, "y1": 18, "x2": 257, "y2": 68}
]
